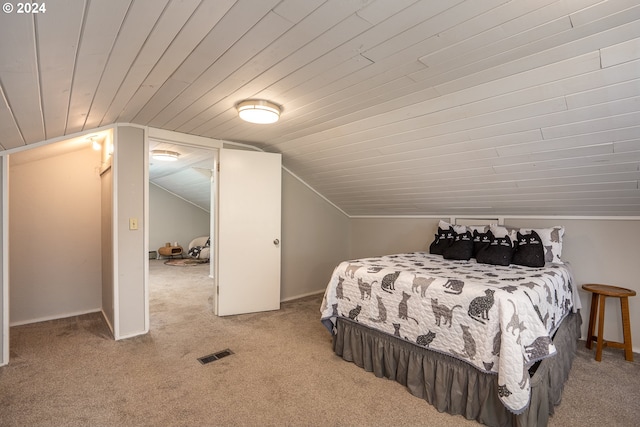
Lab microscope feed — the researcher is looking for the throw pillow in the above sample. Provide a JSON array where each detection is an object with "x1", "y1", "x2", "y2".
[
  {"x1": 443, "y1": 231, "x2": 474, "y2": 260},
  {"x1": 472, "y1": 229, "x2": 492, "y2": 258},
  {"x1": 518, "y1": 226, "x2": 565, "y2": 263},
  {"x1": 512, "y1": 230, "x2": 545, "y2": 267},
  {"x1": 188, "y1": 246, "x2": 202, "y2": 258},
  {"x1": 429, "y1": 226, "x2": 455, "y2": 255},
  {"x1": 476, "y1": 234, "x2": 514, "y2": 266}
]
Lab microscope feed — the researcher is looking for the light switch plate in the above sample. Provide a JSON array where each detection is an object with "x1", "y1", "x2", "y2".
[{"x1": 129, "y1": 218, "x2": 138, "y2": 230}]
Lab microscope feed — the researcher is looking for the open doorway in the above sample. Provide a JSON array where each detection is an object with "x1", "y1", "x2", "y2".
[{"x1": 148, "y1": 139, "x2": 217, "y2": 326}]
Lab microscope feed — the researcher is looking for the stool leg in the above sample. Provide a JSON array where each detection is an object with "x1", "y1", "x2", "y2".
[
  {"x1": 620, "y1": 296, "x2": 634, "y2": 362},
  {"x1": 596, "y1": 295, "x2": 606, "y2": 362},
  {"x1": 586, "y1": 293, "x2": 599, "y2": 350}
]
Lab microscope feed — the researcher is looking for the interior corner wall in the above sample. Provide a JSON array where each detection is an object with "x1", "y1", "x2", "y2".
[
  {"x1": 280, "y1": 170, "x2": 349, "y2": 301},
  {"x1": 149, "y1": 184, "x2": 210, "y2": 254},
  {"x1": 115, "y1": 126, "x2": 146, "y2": 338},
  {"x1": 8, "y1": 147, "x2": 102, "y2": 325}
]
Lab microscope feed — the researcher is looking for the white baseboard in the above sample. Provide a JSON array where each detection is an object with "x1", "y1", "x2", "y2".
[
  {"x1": 281, "y1": 289, "x2": 324, "y2": 302},
  {"x1": 101, "y1": 309, "x2": 114, "y2": 337},
  {"x1": 115, "y1": 328, "x2": 148, "y2": 341},
  {"x1": 9, "y1": 308, "x2": 102, "y2": 327}
]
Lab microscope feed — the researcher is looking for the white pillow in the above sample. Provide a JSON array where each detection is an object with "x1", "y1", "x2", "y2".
[
  {"x1": 467, "y1": 224, "x2": 489, "y2": 233},
  {"x1": 438, "y1": 220, "x2": 467, "y2": 234},
  {"x1": 489, "y1": 224, "x2": 510, "y2": 238}
]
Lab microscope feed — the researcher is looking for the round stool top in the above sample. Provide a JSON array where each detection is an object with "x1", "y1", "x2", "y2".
[{"x1": 582, "y1": 283, "x2": 637, "y2": 297}]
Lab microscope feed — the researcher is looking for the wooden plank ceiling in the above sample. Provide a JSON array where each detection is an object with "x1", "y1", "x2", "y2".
[{"x1": 1, "y1": 0, "x2": 639, "y2": 216}]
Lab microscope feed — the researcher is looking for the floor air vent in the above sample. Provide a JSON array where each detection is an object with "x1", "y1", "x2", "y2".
[{"x1": 198, "y1": 349, "x2": 234, "y2": 365}]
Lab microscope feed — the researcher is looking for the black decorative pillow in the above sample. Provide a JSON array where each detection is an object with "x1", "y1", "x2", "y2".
[
  {"x1": 443, "y1": 231, "x2": 474, "y2": 260},
  {"x1": 188, "y1": 246, "x2": 202, "y2": 258},
  {"x1": 475, "y1": 234, "x2": 514, "y2": 266},
  {"x1": 472, "y1": 229, "x2": 492, "y2": 258},
  {"x1": 512, "y1": 230, "x2": 545, "y2": 267},
  {"x1": 429, "y1": 226, "x2": 455, "y2": 255}
]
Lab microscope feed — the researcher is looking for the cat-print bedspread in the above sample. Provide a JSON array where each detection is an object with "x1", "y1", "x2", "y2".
[{"x1": 320, "y1": 252, "x2": 580, "y2": 414}]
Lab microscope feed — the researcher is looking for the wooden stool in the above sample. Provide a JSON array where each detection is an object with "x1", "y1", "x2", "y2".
[{"x1": 582, "y1": 284, "x2": 636, "y2": 362}]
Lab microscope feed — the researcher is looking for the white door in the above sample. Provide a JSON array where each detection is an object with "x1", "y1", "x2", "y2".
[{"x1": 216, "y1": 149, "x2": 281, "y2": 316}]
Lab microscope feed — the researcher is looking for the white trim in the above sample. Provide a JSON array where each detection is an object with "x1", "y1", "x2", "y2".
[
  {"x1": 1, "y1": 124, "x2": 117, "y2": 156},
  {"x1": 280, "y1": 289, "x2": 325, "y2": 302},
  {"x1": 8, "y1": 309, "x2": 102, "y2": 327},
  {"x1": 112, "y1": 127, "x2": 120, "y2": 340},
  {"x1": 116, "y1": 330, "x2": 151, "y2": 340},
  {"x1": 351, "y1": 214, "x2": 640, "y2": 221},
  {"x1": 221, "y1": 139, "x2": 263, "y2": 151},
  {"x1": 148, "y1": 127, "x2": 223, "y2": 149},
  {"x1": 143, "y1": 129, "x2": 150, "y2": 336},
  {"x1": 101, "y1": 309, "x2": 114, "y2": 337},
  {"x1": 350, "y1": 215, "x2": 449, "y2": 219},
  {"x1": 1, "y1": 155, "x2": 8, "y2": 366}
]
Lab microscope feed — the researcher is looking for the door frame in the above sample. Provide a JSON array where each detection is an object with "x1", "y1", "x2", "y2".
[{"x1": 146, "y1": 128, "x2": 222, "y2": 316}]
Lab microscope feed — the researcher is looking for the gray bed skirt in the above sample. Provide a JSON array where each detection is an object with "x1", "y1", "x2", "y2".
[{"x1": 333, "y1": 310, "x2": 582, "y2": 427}]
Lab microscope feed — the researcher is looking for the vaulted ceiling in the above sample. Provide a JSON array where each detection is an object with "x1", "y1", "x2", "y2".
[{"x1": 1, "y1": 0, "x2": 639, "y2": 216}]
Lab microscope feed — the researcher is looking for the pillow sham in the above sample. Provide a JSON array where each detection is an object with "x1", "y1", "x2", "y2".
[
  {"x1": 475, "y1": 234, "x2": 514, "y2": 266},
  {"x1": 518, "y1": 226, "x2": 564, "y2": 263},
  {"x1": 443, "y1": 230, "x2": 474, "y2": 260},
  {"x1": 489, "y1": 224, "x2": 510, "y2": 238},
  {"x1": 438, "y1": 220, "x2": 467, "y2": 234},
  {"x1": 512, "y1": 230, "x2": 545, "y2": 267},
  {"x1": 429, "y1": 226, "x2": 455, "y2": 255}
]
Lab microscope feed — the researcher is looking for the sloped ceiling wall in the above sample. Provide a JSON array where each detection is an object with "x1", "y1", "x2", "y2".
[{"x1": 0, "y1": 0, "x2": 639, "y2": 216}]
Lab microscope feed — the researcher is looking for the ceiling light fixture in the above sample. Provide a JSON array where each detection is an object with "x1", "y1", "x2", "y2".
[
  {"x1": 88, "y1": 135, "x2": 101, "y2": 151},
  {"x1": 151, "y1": 150, "x2": 180, "y2": 161},
  {"x1": 236, "y1": 99, "x2": 281, "y2": 124}
]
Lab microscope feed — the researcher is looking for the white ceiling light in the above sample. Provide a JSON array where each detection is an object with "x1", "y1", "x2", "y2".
[
  {"x1": 87, "y1": 135, "x2": 101, "y2": 151},
  {"x1": 236, "y1": 99, "x2": 281, "y2": 124},
  {"x1": 151, "y1": 150, "x2": 180, "y2": 161}
]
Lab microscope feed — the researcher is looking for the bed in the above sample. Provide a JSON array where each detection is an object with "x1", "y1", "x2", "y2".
[{"x1": 320, "y1": 225, "x2": 582, "y2": 427}]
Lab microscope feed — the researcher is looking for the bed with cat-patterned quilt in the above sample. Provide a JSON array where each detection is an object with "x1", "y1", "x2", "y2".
[{"x1": 320, "y1": 252, "x2": 581, "y2": 426}]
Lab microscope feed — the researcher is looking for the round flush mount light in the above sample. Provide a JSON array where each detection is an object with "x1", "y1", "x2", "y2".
[
  {"x1": 151, "y1": 149, "x2": 180, "y2": 161},
  {"x1": 236, "y1": 99, "x2": 281, "y2": 124}
]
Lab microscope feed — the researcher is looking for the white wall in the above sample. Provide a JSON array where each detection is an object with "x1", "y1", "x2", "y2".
[
  {"x1": 8, "y1": 146, "x2": 102, "y2": 325},
  {"x1": 149, "y1": 183, "x2": 210, "y2": 255},
  {"x1": 349, "y1": 216, "x2": 640, "y2": 353},
  {"x1": 281, "y1": 170, "x2": 350, "y2": 301}
]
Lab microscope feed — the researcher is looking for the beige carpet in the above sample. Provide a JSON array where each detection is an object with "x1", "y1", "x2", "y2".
[{"x1": 1, "y1": 259, "x2": 638, "y2": 426}]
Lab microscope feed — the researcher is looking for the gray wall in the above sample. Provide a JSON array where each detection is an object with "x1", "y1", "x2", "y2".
[
  {"x1": 115, "y1": 126, "x2": 146, "y2": 338},
  {"x1": 348, "y1": 216, "x2": 640, "y2": 353},
  {"x1": 281, "y1": 170, "x2": 349, "y2": 301},
  {"x1": 149, "y1": 183, "x2": 210, "y2": 255},
  {"x1": 8, "y1": 146, "x2": 102, "y2": 325}
]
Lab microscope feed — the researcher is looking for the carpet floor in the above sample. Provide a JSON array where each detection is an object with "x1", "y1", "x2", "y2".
[{"x1": 0, "y1": 259, "x2": 638, "y2": 426}]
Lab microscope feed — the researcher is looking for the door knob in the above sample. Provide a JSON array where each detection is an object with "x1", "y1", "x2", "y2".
[{"x1": 273, "y1": 239, "x2": 280, "y2": 245}]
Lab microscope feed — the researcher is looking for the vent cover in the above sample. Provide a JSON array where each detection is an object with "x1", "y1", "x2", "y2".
[{"x1": 198, "y1": 349, "x2": 234, "y2": 365}]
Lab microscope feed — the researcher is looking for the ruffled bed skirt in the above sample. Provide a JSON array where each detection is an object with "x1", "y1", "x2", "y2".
[{"x1": 333, "y1": 310, "x2": 581, "y2": 427}]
